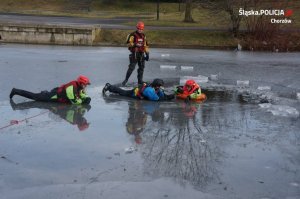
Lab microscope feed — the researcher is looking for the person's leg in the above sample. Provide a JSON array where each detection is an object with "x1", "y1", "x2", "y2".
[
  {"x1": 136, "y1": 52, "x2": 145, "y2": 85},
  {"x1": 10, "y1": 88, "x2": 51, "y2": 102},
  {"x1": 108, "y1": 85, "x2": 133, "y2": 97},
  {"x1": 123, "y1": 53, "x2": 137, "y2": 86},
  {"x1": 137, "y1": 59, "x2": 145, "y2": 85}
]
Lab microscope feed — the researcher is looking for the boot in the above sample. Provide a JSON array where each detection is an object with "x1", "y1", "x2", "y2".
[
  {"x1": 122, "y1": 80, "x2": 127, "y2": 86},
  {"x1": 102, "y1": 83, "x2": 111, "y2": 94},
  {"x1": 9, "y1": 88, "x2": 38, "y2": 101},
  {"x1": 9, "y1": 88, "x2": 16, "y2": 99}
]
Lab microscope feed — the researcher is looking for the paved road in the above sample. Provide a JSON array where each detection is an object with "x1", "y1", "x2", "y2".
[{"x1": 0, "y1": 13, "x2": 227, "y2": 31}]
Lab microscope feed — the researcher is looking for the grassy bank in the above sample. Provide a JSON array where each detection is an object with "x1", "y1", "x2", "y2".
[
  {"x1": 1, "y1": 0, "x2": 299, "y2": 51},
  {"x1": 95, "y1": 29, "x2": 237, "y2": 49}
]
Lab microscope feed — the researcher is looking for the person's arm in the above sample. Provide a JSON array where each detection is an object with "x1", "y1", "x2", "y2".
[
  {"x1": 128, "y1": 35, "x2": 135, "y2": 48},
  {"x1": 174, "y1": 86, "x2": 184, "y2": 94},
  {"x1": 79, "y1": 90, "x2": 91, "y2": 104},
  {"x1": 66, "y1": 85, "x2": 83, "y2": 105},
  {"x1": 188, "y1": 88, "x2": 202, "y2": 99},
  {"x1": 144, "y1": 36, "x2": 149, "y2": 53}
]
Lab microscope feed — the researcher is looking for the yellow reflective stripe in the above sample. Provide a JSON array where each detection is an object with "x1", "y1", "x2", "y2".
[
  {"x1": 128, "y1": 35, "x2": 135, "y2": 47},
  {"x1": 134, "y1": 88, "x2": 139, "y2": 96},
  {"x1": 80, "y1": 90, "x2": 88, "y2": 99},
  {"x1": 144, "y1": 36, "x2": 149, "y2": 52},
  {"x1": 190, "y1": 93, "x2": 201, "y2": 99},
  {"x1": 51, "y1": 94, "x2": 58, "y2": 99},
  {"x1": 74, "y1": 98, "x2": 82, "y2": 105},
  {"x1": 66, "y1": 85, "x2": 75, "y2": 100},
  {"x1": 66, "y1": 110, "x2": 75, "y2": 123}
]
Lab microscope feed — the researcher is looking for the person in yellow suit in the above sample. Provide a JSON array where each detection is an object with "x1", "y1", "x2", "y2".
[{"x1": 9, "y1": 75, "x2": 91, "y2": 105}]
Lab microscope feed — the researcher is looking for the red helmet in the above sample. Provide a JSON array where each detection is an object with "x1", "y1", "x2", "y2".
[
  {"x1": 78, "y1": 122, "x2": 89, "y2": 131},
  {"x1": 77, "y1": 75, "x2": 91, "y2": 85},
  {"x1": 136, "y1": 21, "x2": 145, "y2": 30},
  {"x1": 185, "y1": 79, "x2": 196, "y2": 87},
  {"x1": 135, "y1": 135, "x2": 142, "y2": 144}
]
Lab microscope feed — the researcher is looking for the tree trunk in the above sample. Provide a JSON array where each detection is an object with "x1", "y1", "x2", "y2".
[{"x1": 184, "y1": 0, "x2": 194, "y2": 23}]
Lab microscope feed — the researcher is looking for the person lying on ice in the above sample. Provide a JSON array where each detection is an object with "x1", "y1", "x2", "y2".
[
  {"x1": 9, "y1": 75, "x2": 91, "y2": 105},
  {"x1": 174, "y1": 79, "x2": 206, "y2": 101},
  {"x1": 102, "y1": 78, "x2": 175, "y2": 101}
]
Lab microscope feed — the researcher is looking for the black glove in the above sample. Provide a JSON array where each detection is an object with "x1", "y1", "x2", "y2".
[
  {"x1": 176, "y1": 86, "x2": 184, "y2": 94},
  {"x1": 82, "y1": 97, "x2": 91, "y2": 105},
  {"x1": 144, "y1": 52, "x2": 149, "y2": 61}
]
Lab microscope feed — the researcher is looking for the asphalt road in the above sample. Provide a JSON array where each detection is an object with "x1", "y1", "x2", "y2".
[{"x1": 0, "y1": 13, "x2": 227, "y2": 31}]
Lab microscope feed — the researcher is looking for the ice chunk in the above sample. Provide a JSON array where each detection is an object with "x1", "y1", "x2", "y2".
[
  {"x1": 258, "y1": 103, "x2": 272, "y2": 109},
  {"x1": 180, "y1": 75, "x2": 208, "y2": 85},
  {"x1": 124, "y1": 146, "x2": 136, "y2": 154},
  {"x1": 257, "y1": 86, "x2": 271, "y2": 91},
  {"x1": 289, "y1": 182, "x2": 299, "y2": 187},
  {"x1": 237, "y1": 80, "x2": 249, "y2": 86},
  {"x1": 297, "y1": 93, "x2": 300, "y2": 100},
  {"x1": 210, "y1": 74, "x2": 218, "y2": 81},
  {"x1": 268, "y1": 105, "x2": 299, "y2": 117},
  {"x1": 160, "y1": 65, "x2": 176, "y2": 70},
  {"x1": 180, "y1": 66, "x2": 194, "y2": 71}
]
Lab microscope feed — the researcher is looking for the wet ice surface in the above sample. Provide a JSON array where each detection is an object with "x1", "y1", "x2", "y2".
[{"x1": 0, "y1": 44, "x2": 300, "y2": 199}]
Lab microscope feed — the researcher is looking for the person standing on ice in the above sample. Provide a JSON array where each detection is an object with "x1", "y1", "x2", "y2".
[{"x1": 122, "y1": 21, "x2": 149, "y2": 86}]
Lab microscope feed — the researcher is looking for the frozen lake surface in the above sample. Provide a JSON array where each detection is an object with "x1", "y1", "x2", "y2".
[{"x1": 0, "y1": 44, "x2": 299, "y2": 199}]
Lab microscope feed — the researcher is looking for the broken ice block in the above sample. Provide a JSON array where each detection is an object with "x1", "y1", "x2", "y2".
[
  {"x1": 180, "y1": 66, "x2": 194, "y2": 71},
  {"x1": 237, "y1": 80, "x2": 249, "y2": 86},
  {"x1": 160, "y1": 65, "x2": 176, "y2": 70},
  {"x1": 210, "y1": 74, "x2": 218, "y2": 81},
  {"x1": 257, "y1": 86, "x2": 271, "y2": 91},
  {"x1": 180, "y1": 75, "x2": 208, "y2": 85}
]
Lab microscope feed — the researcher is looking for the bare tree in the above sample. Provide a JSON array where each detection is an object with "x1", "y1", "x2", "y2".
[
  {"x1": 184, "y1": 0, "x2": 194, "y2": 22},
  {"x1": 200, "y1": 0, "x2": 250, "y2": 37}
]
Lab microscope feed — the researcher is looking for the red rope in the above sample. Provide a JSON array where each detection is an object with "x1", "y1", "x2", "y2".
[{"x1": 0, "y1": 111, "x2": 49, "y2": 131}]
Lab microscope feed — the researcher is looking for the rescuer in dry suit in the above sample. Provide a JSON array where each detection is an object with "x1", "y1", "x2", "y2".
[
  {"x1": 102, "y1": 78, "x2": 174, "y2": 101},
  {"x1": 9, "y1": 75, "x2": 91, "y2": 105},
  {"x1": 174, "y1": 79, "x2": 202, "y2": 101},
  {"x1": 122, "y1": 21, "x2": 149, "y2": 86}
]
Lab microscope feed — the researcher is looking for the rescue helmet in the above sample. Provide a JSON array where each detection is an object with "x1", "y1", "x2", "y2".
[
  {"x1": 77, "y1": 75, "x2": 91, "y2": 85},
  {"x1": 151, "y1": 78, "x2": 164, "y2": 87},
  {"x1": 78, "y1": 121, "x2": 89, "y2": 131},
  {"x1": 185, "y1": 79, "x2": 196, "y2": 87},
  {"x1": 135, "y1": 135, "x2": 142, "y2": 144},
  {"x1": 136, "y1": 21, "x2": 145, "y2": 30}
]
